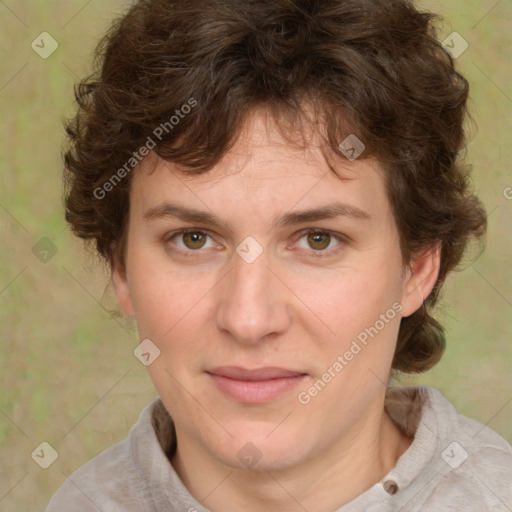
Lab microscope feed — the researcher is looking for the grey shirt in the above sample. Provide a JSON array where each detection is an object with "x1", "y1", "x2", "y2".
[{"x1": 46, "y1": 386, "x2": 512, "y2": 511}]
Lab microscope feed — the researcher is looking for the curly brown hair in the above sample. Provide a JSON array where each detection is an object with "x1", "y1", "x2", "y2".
[{"x1": 63, "y1": 0, "x2": 486, "y2": 374}]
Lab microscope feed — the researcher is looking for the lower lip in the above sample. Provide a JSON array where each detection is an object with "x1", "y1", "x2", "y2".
[{"x1": 208, "y1": 374, "x2": 307, "y2": 404}]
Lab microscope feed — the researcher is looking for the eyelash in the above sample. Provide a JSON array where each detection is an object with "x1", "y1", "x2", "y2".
[{"x1": 164, "y1": 228, "x2": 349, "y2": 259}]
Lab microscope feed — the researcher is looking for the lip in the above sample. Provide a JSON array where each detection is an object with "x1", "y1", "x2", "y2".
[{"x1": 206, "y1": 366, "x2": 308, "y2": 404}]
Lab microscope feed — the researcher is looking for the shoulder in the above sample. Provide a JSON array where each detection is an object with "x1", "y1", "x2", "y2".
[
  {"x1": 424, "y1": 385, "x2": 512, "y2": 464},
  {"x1": 45, "y1": 437, "x2": 134, "y2": 512},
  {"x1": 45, "y1": 399, "x2": 161, "y2": 512},
  {"x1": 418, "y1": 386, "x2": 512, "y2": 509}
]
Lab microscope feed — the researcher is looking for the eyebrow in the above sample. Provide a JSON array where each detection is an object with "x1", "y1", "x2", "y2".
[{"x1": 143, "y1": 201, "x2": 370, "y2": 230}]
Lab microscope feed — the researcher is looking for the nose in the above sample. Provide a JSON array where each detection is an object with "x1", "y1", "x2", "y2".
[{"x1": 215, "y1": 247, "x2": 291, "y2": 345}]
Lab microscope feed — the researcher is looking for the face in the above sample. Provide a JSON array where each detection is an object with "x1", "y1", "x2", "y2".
[{"x1": 113, "y1": 109, "x2": 436, "y2": 471}]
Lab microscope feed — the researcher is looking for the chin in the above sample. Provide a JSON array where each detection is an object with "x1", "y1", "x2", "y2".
[{"x1": 212, "y1": 425, "x2": 312, "y2": 472}]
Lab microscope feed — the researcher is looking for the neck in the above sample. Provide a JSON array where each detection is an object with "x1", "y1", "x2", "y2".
[{"x1": 171, "y1": 402, "x2": 413, "y2": 511}]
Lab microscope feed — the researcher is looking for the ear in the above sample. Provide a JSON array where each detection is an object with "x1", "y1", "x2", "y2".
[
  {"x1": 111, "y1": 259, "x2": 135, "y2": 317},
  {"x1": 401, "y1": 243, "x2": 441, "y2": 318}
]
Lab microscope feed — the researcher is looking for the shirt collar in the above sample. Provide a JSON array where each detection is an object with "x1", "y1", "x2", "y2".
[{"x1": 128, "y1": 386, "x2": 452, "y2": 511}]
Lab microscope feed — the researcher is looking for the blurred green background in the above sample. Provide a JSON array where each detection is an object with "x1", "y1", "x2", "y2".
[{"x1": 0, "y1": 0, "x2": 510, "y2": 510}]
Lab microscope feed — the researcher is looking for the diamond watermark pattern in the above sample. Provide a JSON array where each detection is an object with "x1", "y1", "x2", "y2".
[
  {"x1": 441, "y1": 441, "x2": 469, "y2": 469},
  {"x1": 442, "y1": 32, "x2": 468, "y2": 59},
  {"x1": 338, "y1": 134, "x2": 366, "y2": 161},
  {"x1": 31, "y1": 32, "x2": 59, "y2": 59},
  {"x1": 31, "y1": 441, "x2": 58, "y2": 469},
  {"x1": 32, "y1": 237, "x2": 58, "y2": 263},
  {"x1": 236, "y1": 236, "x2": 263, "y2": 264},
  {"x1": 134, "y1": 338, "x2": 161, "y2": 366},
  {"x1": 237, "y1": 442, "x2": 262, "y2": 468}
]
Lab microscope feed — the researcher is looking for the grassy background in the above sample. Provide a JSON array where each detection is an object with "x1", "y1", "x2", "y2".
[{"x1": 0, "y1": 0, "x2": 510, "y2": 510}]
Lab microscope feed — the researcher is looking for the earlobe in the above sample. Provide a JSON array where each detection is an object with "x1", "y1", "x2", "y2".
[
  {"x1": 111, "y1": 262, "x2": 135, "y2": 317},
  {"x1": 401, "y1": 244, "x2": 441, "y2": 318}
]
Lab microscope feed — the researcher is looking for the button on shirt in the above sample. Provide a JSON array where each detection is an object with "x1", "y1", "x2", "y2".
[{"x1": 46, "y1": 386, "x2": 512, "y2": 511}]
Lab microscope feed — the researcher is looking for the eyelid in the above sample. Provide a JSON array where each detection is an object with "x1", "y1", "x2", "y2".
[
  {"x1": 290, "y1": 228, "x2": 349, "y2": 257},
  {"x1": 165, "y1": 228, "x2": 222, "y2": 255},
  {"x1": 164, "y1": 227, "x2": 349, "y2": 257}
]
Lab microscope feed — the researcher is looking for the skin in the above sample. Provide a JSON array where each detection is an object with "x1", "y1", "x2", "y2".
[{"x1": 112, "y1": 108, "x2": 440, "y2": 511}]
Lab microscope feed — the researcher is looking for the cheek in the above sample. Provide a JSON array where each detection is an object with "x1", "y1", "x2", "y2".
[
  {"x1": 131, "y1": 266, "x2": 212, "y2": 404},
  {"x1": 307, "y1": 267, "x2": 403, "y2": 341},
  {"x1": 127, "y1": 260, "x2": 209, "y2": 341}
]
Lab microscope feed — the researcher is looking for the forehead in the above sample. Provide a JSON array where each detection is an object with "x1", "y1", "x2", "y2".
[{"x1": 130, "y1": 109, "x2": 389, "y2": 222}]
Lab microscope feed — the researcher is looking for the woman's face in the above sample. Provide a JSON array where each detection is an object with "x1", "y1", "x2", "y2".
[{"x1": 113, "y1": 109, "x2": 433, "y2": 471}]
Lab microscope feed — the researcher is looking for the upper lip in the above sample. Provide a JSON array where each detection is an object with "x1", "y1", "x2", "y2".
[{"x1": 207, "y1": 366, "x2": 307, "y2": 381}]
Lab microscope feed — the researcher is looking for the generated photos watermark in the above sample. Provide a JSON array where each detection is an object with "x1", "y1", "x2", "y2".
[
  {"x1": 297, "y1": 301, "x2": 402, "y2": 405},
  {"x1": 93, "y1": 97, "x2": 198, "y2": 200}
]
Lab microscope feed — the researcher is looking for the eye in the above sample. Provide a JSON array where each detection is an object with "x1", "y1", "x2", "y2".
[
  {"x1": 165, "y1": 228, "x2": 348, "y2": 258},
  {"x1": 166, "y1": 229, "x2": 219, "y2": 252},
  {"x1": 294, "y1": 229, "x2": 346, "y2": 256}
]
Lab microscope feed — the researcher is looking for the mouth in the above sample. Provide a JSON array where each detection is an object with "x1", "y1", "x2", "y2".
[{"x1": 206, "y1": 366, "x2": 308, "y2": 404}]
